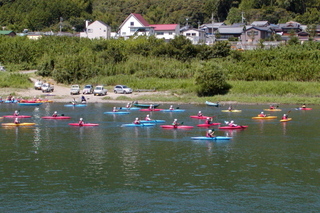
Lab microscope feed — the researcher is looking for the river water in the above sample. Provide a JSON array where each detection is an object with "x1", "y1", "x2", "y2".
[{"x1": 0, "y1": 103, "x2": 319, "y2": 212}]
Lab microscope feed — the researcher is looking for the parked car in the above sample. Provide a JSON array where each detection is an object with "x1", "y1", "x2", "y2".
[
  {"x1": 113, "y1": 85, "x2": 133, "y2": 94},
  {"x1": 41, "y1": 83, "x2": 54, "y2": 93},
  {"x1": 70, "y1": 85, "x2": 80, "y2": 95},
  {"x1": 82, "y1": 84, "x2": 94, "y2": 94},
  {"x1": 34, "y1": 81, "x2": 43, "y2": 90},
  {"x1": 93, "y1": 85, "x2": 107, "y2": 96}
]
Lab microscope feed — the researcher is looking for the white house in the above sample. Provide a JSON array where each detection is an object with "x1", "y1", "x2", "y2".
[
  {"x1": 80, "y1": 20, "x2": 111, "y2": 39},
  {"x1": 118, "y1": 13, "x2": 154, "y2": 39},
  {"x1": 182, "y1": 28, "x2": 206, "y2": 44},
  {"x1": 149, "y1": 24, "x2": 180, "y2": 41}
]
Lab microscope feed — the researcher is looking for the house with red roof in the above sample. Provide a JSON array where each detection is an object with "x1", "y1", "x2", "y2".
[
  {"x1": 149, "y1": 24, "x2": 180, "y2": 41},
  {"x1": 118, "y1": 13, "x2": 179, "y2": 40}
]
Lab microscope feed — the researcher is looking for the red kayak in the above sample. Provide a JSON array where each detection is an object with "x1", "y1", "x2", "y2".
[
  {"x1": 197, "y1": 123, "x2": 221, "y2": 127},
  {"x1": 296, "y1": 107, "x2": 312, "y2": 110},
  {"x1": 68, "y1": 123, "x2": 99, "y2": 126},
  {"x1": 139, "y1": 109, "x2": 163, "y2": 111},
  {"x1": 3, "y1": 115, "x2": 32, "y2": 118},
  {"x1": 42, "y1": 116, "x2": 71, "y2": 119},
  {"x1": 219, "y1": 125, "x2": 248, "y2": 130},
  {"x1": 190, "y1": 115, "x2": 213, "y2": 119},
  {"x1": 160, "y1": 125, "x2": 194, "y2": 129}
]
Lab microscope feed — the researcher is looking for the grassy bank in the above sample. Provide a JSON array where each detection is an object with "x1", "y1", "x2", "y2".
[{"x1": 106, "y1": 79, "x2": 320, "y2": 105}]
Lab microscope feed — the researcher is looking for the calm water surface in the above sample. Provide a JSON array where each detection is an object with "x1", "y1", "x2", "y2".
[{"x1": 0, "y1": 102, "x2": 319, "y2": 212}]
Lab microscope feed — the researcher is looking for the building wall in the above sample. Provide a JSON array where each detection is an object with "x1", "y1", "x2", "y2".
[
  {"x1": 119, "y1": 16, "x2": 153, "y2": 38},
  {"x1": 155, "y1": 25, "x2": 180, "y2": 40}
]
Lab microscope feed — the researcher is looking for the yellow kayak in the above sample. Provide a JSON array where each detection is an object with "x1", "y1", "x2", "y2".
[
  {"x1": 280, "y1": 118, "x2": 292, "y2": 122},
  {"x1": 2, "y1": 123, "x2": 36, "y2": 126},
  {"x1": 221, "y1": 110, "x2": 242, "y2": 112},
  {"x1": 252, "y1": 116, "x2": 277, "y2": 119},
  {"x1": 264, "y1": 109, "x2": 282, "y2": 111}
]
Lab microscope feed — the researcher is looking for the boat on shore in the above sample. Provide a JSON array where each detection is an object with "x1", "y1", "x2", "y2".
[{"x1": 205, "y1": 101, "x2": 219, "y2": 107}]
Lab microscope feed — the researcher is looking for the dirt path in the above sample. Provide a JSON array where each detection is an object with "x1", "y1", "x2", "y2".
[{"x1": 1, "y1": 72, "x2": 163, "y2": 104}]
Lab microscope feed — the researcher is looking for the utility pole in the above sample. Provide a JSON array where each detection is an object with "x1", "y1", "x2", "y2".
[{"x1": 59, "y1": 17, "x2": 63, "y2": 32}]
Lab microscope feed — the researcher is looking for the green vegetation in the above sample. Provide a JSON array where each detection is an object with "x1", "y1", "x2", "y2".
[{"x1": 0, "y1": 72, "x2": 31, "y2": 88}]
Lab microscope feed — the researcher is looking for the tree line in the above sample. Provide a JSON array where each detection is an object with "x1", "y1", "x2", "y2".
[{"x1": 1, "y1": 0, "x2": 320, "y2": 32}]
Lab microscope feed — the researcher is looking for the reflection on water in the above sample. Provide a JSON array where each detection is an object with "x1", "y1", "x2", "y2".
[{"x1": 0, "y1": 103, "x2": 319, "y2": 212}]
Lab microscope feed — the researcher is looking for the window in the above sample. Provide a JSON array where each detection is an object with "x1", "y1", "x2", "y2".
[
  {"x1": 186, "y1": 33, "x2": 190, "y2": 36},
  {"x1": 169, "y1": 32, "x2": 172, "y2": 35},
  {"x1": 192, "y1": 33, "x2": 196, "y2": 36},
  {"x1": 156, "y1": 32, "x2": 164, "y2": 35},
  {"x1": 130, "y1": 22, "x2": 134, "y2": 26},
  {"x1": 122, "y1": 32, "x2": 126, "y2": 35},
  {"x1": 88, "y1": 29, "x2": 93, "y2": 33}
]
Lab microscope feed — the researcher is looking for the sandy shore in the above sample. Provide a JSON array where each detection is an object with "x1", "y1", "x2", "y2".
[{"x1": 0, "y1": 76, "x2": 167, "y2": 105}]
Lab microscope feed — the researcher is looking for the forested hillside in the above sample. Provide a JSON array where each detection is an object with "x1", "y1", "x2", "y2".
[{"x1": 0, "y1": 0, "x2": 320, "y2": 32}]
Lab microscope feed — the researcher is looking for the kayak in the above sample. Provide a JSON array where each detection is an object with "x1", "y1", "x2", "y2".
[
  {"x1": 2, "y1": 122, "x2": 36, "y2": 126},
  {"x1": 190, "y1": 115, "x2": 213, "y2": 119},
  {"x1": 221, "y1": 110, "x2": 242, "y2": 112},
  {"x1": 118, "y1": 107, "x2": 140, "y2": 110},
  {"x1": 139, "y1": 109, "x2": 163, "y2": 111},
  {"x1": 42, "y1": 116, "x2": 71, "y2": 119},
  {"x1": 219, "y1": 125, "x2": 248, "y2": 130},
  {"x1": 64, "y1": 104, "x2": 87, "y2": 107},
  {"x1": 4, "y1": 100, "x2": 18, "y2": 103},
  {"x1": 133, "y1": 103, "x2": 160, "y2": 108},
  {"x1": 103, "y1": 111, "x2": 130, "y2": 114},
  {"x1": 3, "y1": 115, "x2": 32, "y2": 118},
  {"x1": 191, "y1": 136, "x2": 232, "y2": 140},
  {"x1": 280, "y1": 118, "x2": 292, "y2": 122},
  {"x1": 252, "y1": 116, "x2": 277, "y2": 119},
  {"x1": 68, "y1": 123, "x2": 99, "y2": 126},
  {"x1": 197, "y1": 123, "x2": 221, "y2": 127},
  {"x1": 161, "y1": 109, "x2": 185, "y2": 112},
  {"x1": 121, "y1": 123, "x2": 156, "y2": 127},
  {"x1": 264, "y1": 109, "x2": 282, "y2": 111},
  {"x1": 18, "y1": 103, "x2": 42, "y2": 106},
  {"x1": 205, "y1": 101, "x2": 219, "y2": 107},
  {"x1": 296, "y1": 108, "x2": 312, "y2": 110},
  {"x1": 140, "y1": 120, "x2": 165, "y2": 123},
  {"x1": 160, "y1": 125, "x2": 194, "y2": 129}
]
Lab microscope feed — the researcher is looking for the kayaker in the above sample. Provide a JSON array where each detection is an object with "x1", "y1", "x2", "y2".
[
  {"x1": 258, "y1": 112, "x2": 267, "y2": 117},
  {"x1": 282, "y1": 114, "x2": 288, "y2": 119},
  {"x1": 172, "y1": 119, "x2": 179, "y2": 127},
  {"x1": 71, "y1": 98, "x2": 77, "y2": 105},
  {"x1": 112, "y1": 107, "x2": 118, "y2": 112},
  {"x1": 169, "y1": 105, "x2": 174, "y2": 110},
  {"x1": 205, "y1": 117, "x2": 212, "y2": 124},
  {"x1": 197, "y1": 111, "x2": 203, "y2": 117},
  {"x1": 81, "y1": 96, "x2": 86, "y2": 104},
  {"x1": 302, "y1": 104, "x2": 306, "y2": 109},
  {"x1": 145, "y1": 114, "x2": 152, "y2": 121},
  {"x1": 14, "y1": 117, "x2": 20, "y2": 124},
  {"x1": 134, "y1": 117, "x2": 140, "y2": 124},
  {"x1": 126, "y1": 102, "x2": 132, "y2": 108},
  {"x1": 79, "y1": 118, "x2": 84, "y2": 126},
  {"x1": 270, "y1": 105, "x2": 275, "y2": 109},
  {"x1": 228, "y1": 106, "x2": 233, "y2": 111},
  {"x1": 13, "y1": 110, "x2": 19, "y2": 116},
  {"x1": 52, "y1": 111, "x2": 58, "y2": 117},
  {"x1": 149, "y1": 104, "x2": 154, "y2": 110},
  {"x1": 229, "y1": 120, "x2": 238, "y2": 127},
  {"x1": 206, "y1": 129, "x2": 215, "y2": 138}
]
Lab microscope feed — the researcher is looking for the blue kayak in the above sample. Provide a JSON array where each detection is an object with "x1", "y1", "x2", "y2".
[
  {"x1": 191, "y1": 136, "x2": 232, "y2": 140},
  {"x1": 118, "y1": 107, "x2": 140, "y2": 110},
  {"x1": 104, "y1": 111, "x2": 130, "y2": 114},
  {"x1": 4, "y1": 100, "x2": 18, "y2": 103},
  {"x1": 64, "y1": 104, "x2": 87, "y2": 107},
  {"x1": 18, "y1": 102, "x2": 42, "y2": 106},
  {"x1": 121, "y1": 123, "x2": 156, "y2": 127},
  {"x1": 161, "y1": 109, "x2": 185, "y2": 112},
  {"x1": 140, "y1": 120, "x2": 165, "y2": 123}
]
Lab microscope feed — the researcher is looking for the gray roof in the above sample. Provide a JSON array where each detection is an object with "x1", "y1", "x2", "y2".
[
  {"x1": 199, "y1": 22, "x2": 225, "y2": 29},
  {"x1": 218, "y1": 26, "x2": 244, "y2": 34},
  {"x1": 251, "y1": 21, "x2": 269, "y2": 27}
]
